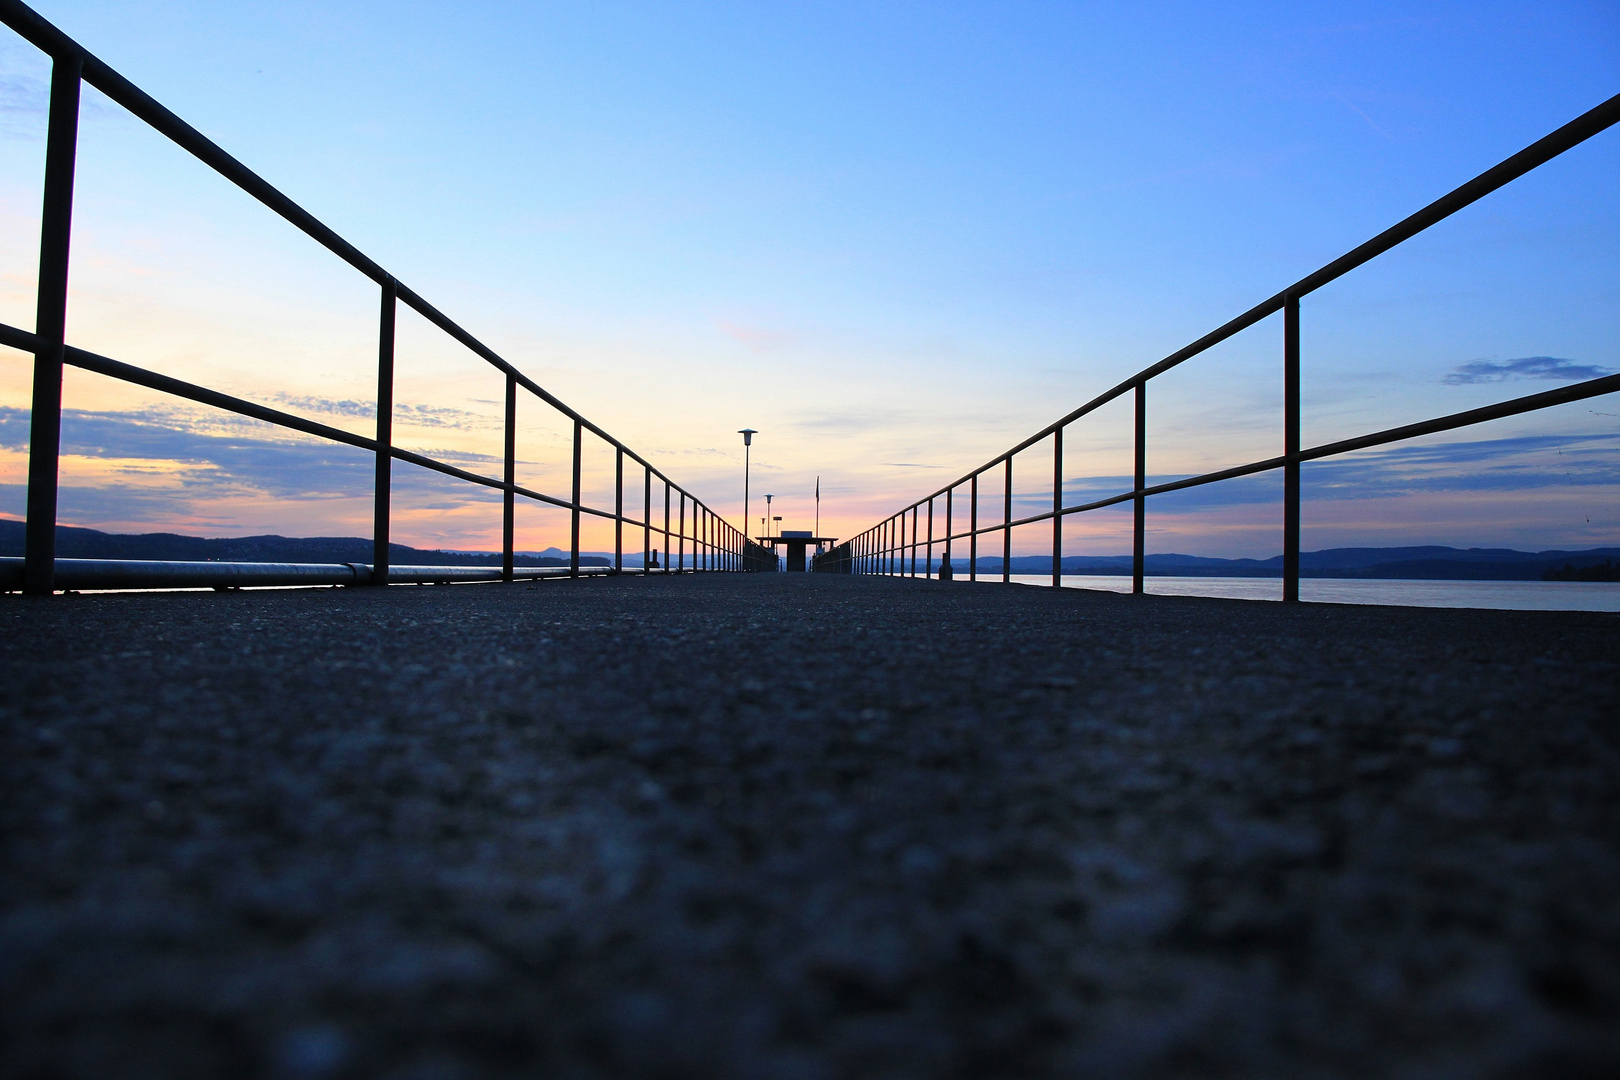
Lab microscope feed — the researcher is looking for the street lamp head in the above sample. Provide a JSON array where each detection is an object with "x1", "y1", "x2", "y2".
[{"x1": 738, "y1": 428, "x2": 757, "y2": 446}]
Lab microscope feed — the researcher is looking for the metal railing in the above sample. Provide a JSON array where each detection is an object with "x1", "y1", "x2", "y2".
[
  {"x1": 0, "y1": 0, "x2": 751, "y2": 594},
  {"x1": 824, "y1": 93, "x2": 1620, "y2": 596}
]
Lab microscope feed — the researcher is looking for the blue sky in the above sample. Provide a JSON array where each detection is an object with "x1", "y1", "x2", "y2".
[{"x1": 0, "y1": 0, "x2": 1616, "y2": 556}]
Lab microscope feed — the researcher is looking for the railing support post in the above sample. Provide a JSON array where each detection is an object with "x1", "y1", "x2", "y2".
[
  {"x1": 1052, "y1": 427, "x2": 1062, "y2": 588},
  {"x1": 1003, "y1": 457, "x2": 1012, "y2": 583},
  {"x1": 502, "y1": 373, "x2": 515, "y2": 582},
  {"x1": 570, "y1": 419, "x2": 582, "y2": 579},
  {"x1": 663, "y1": 481, "x2": 671, "y2": 574},
  {"x1": 910, "y1": 506, "x2": 918, "y2": 576},
  {"x1": 944, "y1": 488, "x2": 953, "y2": 580},
  {"x1": 374, "y1": 278, "x2": 396, "y2": 585},
  {"x1": 614, "y1": 447, "x2": 624, "y2": 574},
  {"x1": 926, "y1": 499, "x2": 933, "y2": 578},
  {"x1": 1133, "y1": 381, "x2": 1146, "y2": 595},
  {"x1": 23, "y1": 49, "x2": 82, "y2": 596},
  {"x1": 969, "y1": 475, "x2": 978, "y2": 581},
  {"x1": 643, "y1": 467, "x2": 652, "y2": 575},
  {"x1": 1284, "y1": 294, "x2": 1301, "y2": 603}
]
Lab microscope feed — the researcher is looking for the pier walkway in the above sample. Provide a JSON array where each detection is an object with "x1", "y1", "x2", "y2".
[{"x1": 3, "y1": 575, "x2": 1618, "y2": 1078}]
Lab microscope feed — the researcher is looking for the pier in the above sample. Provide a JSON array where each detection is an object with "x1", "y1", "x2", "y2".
[
  {"x1": 3, "y1": 2, "x2": 1618, "y2": 1075},
  {"x1": 4, "y1": 574, "x2": 1618, "y2": 1077}
]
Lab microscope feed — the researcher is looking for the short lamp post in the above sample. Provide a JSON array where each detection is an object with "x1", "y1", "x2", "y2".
[{"x1": 763, "y1": 494, "x2": 773, "y2": 539}]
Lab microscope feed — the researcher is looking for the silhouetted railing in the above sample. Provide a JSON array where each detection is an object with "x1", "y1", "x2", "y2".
[
  {"x1": 826, "y1": 94, "x2": 1620, "y2": 598},
  {"x1": 0, "y1": 0, "x2": 749, "y2": 594}
]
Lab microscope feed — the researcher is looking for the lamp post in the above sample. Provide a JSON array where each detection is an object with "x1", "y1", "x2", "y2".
[
  {"x1": 738, "y1": 429, "x2": 756, "y2": 542},
  {"x1": 763, "y1": 494, "x2": 773, "y2": 539}
]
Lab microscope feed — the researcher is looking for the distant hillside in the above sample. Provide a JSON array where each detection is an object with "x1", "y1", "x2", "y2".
[
  {"x1": 7, "y1": 522, "x2": 1616, "y2": 580},
  {"x1": 934, "y1": 546, "x2": 1620, "y2": 581},
  {"x1": 0, "y1": 521, "x2": 612, "y2": 567}
]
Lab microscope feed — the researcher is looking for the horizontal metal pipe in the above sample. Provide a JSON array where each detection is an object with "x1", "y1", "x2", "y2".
[
  {"x1": 0, "y1": 0, "x2": 720, "y2": 523},
  {"x1": 1, "y1": 319, "x2": 712, "y2": 522},
  {"x1": 1298, "y1": 373, "x2": 1620, "y2": 463},
  {"x1": 0, "y1": 326, "x2": 647, "y2": 521},
  {"x1": 0, "y1": 558, "x2": 610, "y2": 592},
  {"x1": 0, "y1": 0, "x2": 390, "y2": 283},
  {"x1": 983, "y1": 372, "x2": 1620, "y2": 531},
  {"x1": 851, "y1": 92, "x2": 1620, "y2": 525}
]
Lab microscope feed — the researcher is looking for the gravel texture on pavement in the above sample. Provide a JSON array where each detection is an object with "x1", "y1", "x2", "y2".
[{"x1": 2, "y1": 573, "x2": 1618, "y2": 1080}]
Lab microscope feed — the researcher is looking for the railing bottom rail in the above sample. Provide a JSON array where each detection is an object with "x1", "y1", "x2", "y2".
[{"x1": 0, "y1": 558, "x2": 619, "y2": 592}]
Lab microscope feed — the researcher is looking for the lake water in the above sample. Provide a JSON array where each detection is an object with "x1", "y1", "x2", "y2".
[{"x1": 959, "y1": 574, "x2": 1620, "y2": 611}]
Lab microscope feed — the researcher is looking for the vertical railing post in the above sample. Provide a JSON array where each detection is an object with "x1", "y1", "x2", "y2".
[
  {"x1": 663, "y1": 481, "x2": 671, "y2": 574},
  {"x1": 1133, "y1": 381, "x2": 1146, "y2": 595},
  {"x1": 1052, "y1": 427, "x2": 1062, "y2": 588},
  {"x1": 944, "y1": 488, "x2": 953, "y2": 580},
  {"x1": 614, "y1": 447, "x2": 624, "y2": 574},
  {"x1": 679, "y1": 493, "x2": 686, "y2": 573},
  {"x1": 643, "y1": 467, "x2": 652, "y2": 575},
  {"x1": 502, "y1": 373, "x2": 516, "y2": 582},
  {"x1": 969, "y1": 475, "x2": 978, "y2": 581},
  {"x1": 1284, "y1": 294, "x2": 1301, "y2": 603},
  {"x1": 570, "y1": 419, "x2": 582, "y2": 579},
  {"x1": 1002, "y1": 457, "x2": 1012, "y2": 583},
  {"x1": 22, "y1": 49, "x2": 83, "y2": 596},
  {"x1": 926, "y1": 498, "x2": 934, "y2": 578},
  {"x1": 910, "y1": 505, "x2": 918, "y2": 576},
  {"x1": 373, "y1": 278, "x2": 396, "y2": 585}
]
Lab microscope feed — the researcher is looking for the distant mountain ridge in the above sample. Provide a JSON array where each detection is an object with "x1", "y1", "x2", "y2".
[
  {"x1": 4, "y1": 522, "x2": 1616, "y2": 580},
  {"x1": 0, "y1": 521, "x2": 613, "y2": 568}
]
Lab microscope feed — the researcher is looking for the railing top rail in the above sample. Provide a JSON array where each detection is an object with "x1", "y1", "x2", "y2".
[
  {"x1": 0, "y1": 0, "x2": 710, "y2": 502},
  {"x1": 873, "y1": 92, "x2": 1620, "y2": 522}
]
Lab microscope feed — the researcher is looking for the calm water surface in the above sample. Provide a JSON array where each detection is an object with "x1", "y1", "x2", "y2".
[{"x1": 972, "y1": 574, "x2": 1620, "y2": 611}]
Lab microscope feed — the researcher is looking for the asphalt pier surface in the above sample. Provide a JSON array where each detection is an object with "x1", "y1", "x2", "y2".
[{"x1": 3, "y1": 574, "x2": 1618, "y2": 1079}]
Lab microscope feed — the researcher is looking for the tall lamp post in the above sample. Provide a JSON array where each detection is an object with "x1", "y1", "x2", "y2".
[
  {"x1": 738, "y1": 429, "x2": 756, "y2": 544},
  {"x1": 763, "y1": 494, "x2": 773, "y2": 539}
]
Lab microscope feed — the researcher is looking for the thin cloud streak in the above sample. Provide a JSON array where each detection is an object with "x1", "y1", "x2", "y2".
[{"x1": 1443, "y1": 357, "x2": 1614, "y2": 385}]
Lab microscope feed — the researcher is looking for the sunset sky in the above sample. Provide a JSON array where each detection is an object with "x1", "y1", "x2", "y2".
[{"x1": 1, "y1": 0, "x2": 1616, "y2": 559}]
